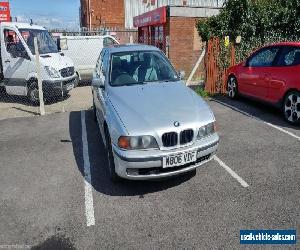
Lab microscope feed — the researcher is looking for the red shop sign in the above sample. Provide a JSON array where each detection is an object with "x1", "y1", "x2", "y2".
[
  {"x1": 133, "y1": 6, "x2": 166, "y2": 27},
  {"x1": 0, "y1": 2, "x2": 10, "y2": 22}
]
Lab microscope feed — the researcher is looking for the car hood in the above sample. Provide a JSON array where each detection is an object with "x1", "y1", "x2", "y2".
[
  {"x1": 107, "y1": 81, "x2": 214, "y2": 135},
  {"x1": 39, "y1": 53, "x2": 74, "y2": 70}
]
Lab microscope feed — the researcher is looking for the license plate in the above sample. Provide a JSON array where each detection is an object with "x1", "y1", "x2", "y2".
[
  {"x1": 66, "y1": 84, "x2": 74, "y2": 91},
  {"x1": 163, "y1": 151, "x2": 197, "y2": 168}
]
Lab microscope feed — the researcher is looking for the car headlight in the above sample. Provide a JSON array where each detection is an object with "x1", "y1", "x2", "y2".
[
  {"x1": 197, "y1": 122, "x2": 216, "y2": 139},
  {"x1": 45, "y1": 66, "x2": 60, "y2": 78},
  {"x1": 118, "y1": 135, "x2": 158, "y2": 150}
]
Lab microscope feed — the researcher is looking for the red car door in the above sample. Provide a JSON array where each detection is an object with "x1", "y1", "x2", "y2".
[
  {"x1": 241, "y1": 47, "x2": 279, "y2": 100},
  {"x1": 267, "y1": 46, "x2": 300, "y2": 103}
]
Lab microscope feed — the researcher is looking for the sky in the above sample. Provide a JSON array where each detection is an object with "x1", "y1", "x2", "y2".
[{"x1": 10, "y1": 0, "x2": 80, "y2": 30}]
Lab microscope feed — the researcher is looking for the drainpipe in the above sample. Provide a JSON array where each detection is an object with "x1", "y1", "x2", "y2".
[{"x1": 88, "y1": 0, "x2": 91, "y2": 30}]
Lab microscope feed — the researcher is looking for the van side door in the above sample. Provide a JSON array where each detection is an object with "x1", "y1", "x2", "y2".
[{"x1": 1, "y1": 27, "x2": 31, "y2": 96}]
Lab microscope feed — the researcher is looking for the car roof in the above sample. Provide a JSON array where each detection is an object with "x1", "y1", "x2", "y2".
[
  {"x1": 105, "y1": 44, "x2": 161, "y2": 53},
  {"x1": 263, "y1": 42, "x2": 300, "y2": 48}
]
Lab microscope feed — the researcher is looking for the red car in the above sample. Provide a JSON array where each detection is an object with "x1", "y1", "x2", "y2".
[{"x1": 227, "y1": 42, "x2": 300, "y2": 125}]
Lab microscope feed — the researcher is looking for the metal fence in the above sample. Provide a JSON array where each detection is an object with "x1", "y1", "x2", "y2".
[{"x1": 0, "y1": 31, "x2": 137, "y2": 121}]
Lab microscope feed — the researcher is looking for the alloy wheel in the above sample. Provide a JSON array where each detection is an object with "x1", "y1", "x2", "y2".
[
  {"x1": 227, "y1": 77, "x2": 237, "y2": 98},
  {"x1": 284, "y1": 92, "x2": 300, "y2": 123}
]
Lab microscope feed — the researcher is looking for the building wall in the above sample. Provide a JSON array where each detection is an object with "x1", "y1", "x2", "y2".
[
  {"x1": 168, "y1": 16, "x2": 205, "y2": 79},
  {"x1": 125, "y1": 0, "x2": 224, "y2": 29},
  {"x1": 81, "y1": 0, "x2": 125, "y2": 30},
  {"x1": 80, "y1": 0, "x2": 224, "y2": 30}
]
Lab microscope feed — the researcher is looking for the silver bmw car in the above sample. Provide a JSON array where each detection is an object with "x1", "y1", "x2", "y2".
[{"x1": 92, "y1": 44, "x2": 219, "y2": 181}]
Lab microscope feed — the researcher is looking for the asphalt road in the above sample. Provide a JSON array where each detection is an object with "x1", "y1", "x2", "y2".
[{"x1": 0, "y1": 96, "x2": 299, "y2": 249}]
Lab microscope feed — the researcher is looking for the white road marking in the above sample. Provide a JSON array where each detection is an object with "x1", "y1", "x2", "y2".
[
  {"x1": 81, "y1": 111, "x2": 95, "y2": 227},
  {"x1": 214, "y1": 156, "x2": 249, "y2": 188},
  {"x1": 213, "y1": 100, "x2": 300, "y2": 141}
]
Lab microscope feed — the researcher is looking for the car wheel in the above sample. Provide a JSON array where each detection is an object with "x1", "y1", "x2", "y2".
[
  {"x1": 27, "y1": 83, "x2": 39, "y2": 104},
  {"x1": 105, "y1": 131, "x2": 120, "y2": 182},
  {"x1": 227, "y1": 76, "x2": 238, "y2": 99},
  {"x1": 283, "y1": 91, "x2": 300, "y2": 125}
]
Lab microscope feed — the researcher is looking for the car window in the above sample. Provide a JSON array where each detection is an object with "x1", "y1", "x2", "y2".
[
  {"x1": 4, "y1": 29, "x2": 26, "y2": 57},
  {"x1": 277, "y1": 46, "x2": 300, "y2": 66},
  {"x1": 248, "y1": 47, "x2": 279, "y2": 67},
  {"x1": 109, "y1": 50, "x2": 179, "y2": 86},
  {"x1": 103, "y1": 37, "x2": 117, "y2": 47},
  {"x1": 102, "y1": 50, "x2": 109, "y2": 73}
]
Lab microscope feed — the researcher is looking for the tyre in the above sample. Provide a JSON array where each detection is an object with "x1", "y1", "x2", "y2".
[
  {"x1": 0, "y1": 86, "x2": 5, "y2": 94},
  {"x1": 27, "y1": 82, "x2": 39, "y2": 104},
  {"x1": 227, "y1": 75, "x2": 238, "y2": 99},
  {"x1": 105, "y1": 131, "x2": 120, "y2": 182},
  {"x1": 283, "y1": 91, "x2": 300, "y2": 125}
]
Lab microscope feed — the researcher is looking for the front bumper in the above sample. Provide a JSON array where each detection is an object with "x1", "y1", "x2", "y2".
[
  {"x1": 42, "y1": 75, "x2": 76, "y2": 95},
  {"x1": 112, "y1": 133, "x2": 219, "y2": 180}
]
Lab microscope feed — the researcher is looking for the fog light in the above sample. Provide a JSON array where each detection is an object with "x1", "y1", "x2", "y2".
[{"x1": 127, "y1": 168, "x2": 139, "y2": 176}]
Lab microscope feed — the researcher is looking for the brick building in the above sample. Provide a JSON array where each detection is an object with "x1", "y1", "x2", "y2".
[
  {"x1": 80, "y1": 0, "x2": 223, "y2": 79},
  {"x1": 134, "y1": 6, "x2": 221, "y2": 79},
  {"x1": 80, "y1": 0, "x2": 125, "y2": 30},
  {"x1": 80, "y1": 0, "x2": 223, "y2": 30}
]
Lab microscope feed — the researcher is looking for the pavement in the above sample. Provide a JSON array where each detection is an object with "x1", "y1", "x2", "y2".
[
  {"x1": 0, "y1": 86, "x2": 93, "y2": 121},
  {"x1": 0, "y1": 94, "x2": 299, "y2": 249}
]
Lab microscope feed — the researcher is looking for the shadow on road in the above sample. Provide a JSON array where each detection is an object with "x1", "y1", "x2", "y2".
[
  {"x1": 69, "y1": 110, "x2": 195, "y2": 197},
  {"x1": 211, "y1": 95, "x2": 299, "y2": 130}
]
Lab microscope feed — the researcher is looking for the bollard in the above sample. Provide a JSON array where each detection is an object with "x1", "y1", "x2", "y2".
[{"x1": 34, "y1": 37, "x2": 45, "y2": 116}]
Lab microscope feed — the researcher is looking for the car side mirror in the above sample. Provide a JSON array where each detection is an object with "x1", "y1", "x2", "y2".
[
  {"x1": 178, "y1": 70, "x2": 185, "y2": 80},
  {"x1": 92, "y1": 76, "x2": 105, "y2": 88}
]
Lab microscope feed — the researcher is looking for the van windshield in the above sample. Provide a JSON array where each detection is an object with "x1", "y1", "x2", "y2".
[{"x1": 19, "y1": 29, "x2": 58, "y2": 55}]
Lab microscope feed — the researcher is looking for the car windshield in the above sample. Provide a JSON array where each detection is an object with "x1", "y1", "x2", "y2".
[
  {"x1": 19, "y1": 28, "x2": 58, "y2": 55},
  {"x1": 110, "y1": 50, "x2": 179, "y2": 86}
]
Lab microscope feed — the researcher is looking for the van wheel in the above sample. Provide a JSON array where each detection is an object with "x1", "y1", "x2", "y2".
[
  {"x1": 105, "y1": 131, "x2": 120, "y2": 182},
  {"x1": 0, "y1": 86, "x2": 5, "y2": 94},
  {"x1": 27, "y1": 83, "x2": 39, "y2": 104},
  {"x1": 283, "y1": 91, "x2": 300, "y2": 125}
]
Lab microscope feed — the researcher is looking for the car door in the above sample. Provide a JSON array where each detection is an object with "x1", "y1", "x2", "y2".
[
  {"x1": 268, "y1": 46, "x2": 300, "y2": 103},
  {"x1": 2, "y1": 27, "x2": 31, "y2": 96},
  {"x1": 239, "y1": 47, "x2": 279, "y2": 99},
  {"x1": 93, "y1": 49, "x2": 108, "y2": 128}
]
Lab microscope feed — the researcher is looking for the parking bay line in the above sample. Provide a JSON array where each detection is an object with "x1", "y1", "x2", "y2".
[
  {"x1": 81, "y1": 111, "x2": 95, "y2": 227},
  {"x1": 214, "y1": 156, "x2": 249, "y2": 188},
  {"x1": 213, "y1": 99, "x2": 300, "y2": 141}
]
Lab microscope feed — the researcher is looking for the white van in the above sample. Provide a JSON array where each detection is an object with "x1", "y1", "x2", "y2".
[
  {"x1": 57, "y1": 35, "x2": 119, "y2": 82},
  {"x1": 0, "y1": 22, "x2": 76, "y2": 103}
]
